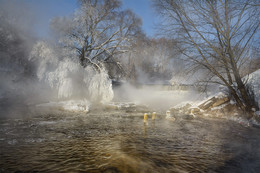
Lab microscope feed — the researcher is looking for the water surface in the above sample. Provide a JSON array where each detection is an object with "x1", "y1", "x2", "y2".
[{"x1": 1, "y1": 110, "x2": 260, "y2": 172}]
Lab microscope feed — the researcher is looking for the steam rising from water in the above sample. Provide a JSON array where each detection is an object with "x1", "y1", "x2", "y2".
[
  {"x1": 0, "y1": 0, "x2": 200, "y2": 117},
  {"x1": 113, "y1": 83, "x2": 203, "y2": 110},
  {"x1": 0, "y1": 0, "x2": 222, "y2": 117},
  {"x1": 0, "y1": 0, "x2": 114, "y2": 118}
]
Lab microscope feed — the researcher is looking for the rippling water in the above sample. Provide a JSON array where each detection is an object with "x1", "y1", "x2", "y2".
[{"x1": 1, "y1": 110, "x2": 260, "y2": 172}]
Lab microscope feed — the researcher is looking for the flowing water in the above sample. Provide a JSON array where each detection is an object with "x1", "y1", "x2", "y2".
[{"x1": 1, "y1": 109, "x2": 260, "y2": 173}]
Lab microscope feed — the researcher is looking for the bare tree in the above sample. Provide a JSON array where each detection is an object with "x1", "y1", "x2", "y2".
[
  {"x1": 153, "y1": 0, "x2": 260, "y2": 116},
  {"x1": 51, "y1": 0, "x2": 142, "y2": 72},
  {"x1": 120, "y1": 36, "x2": 180, "y2": 83}
]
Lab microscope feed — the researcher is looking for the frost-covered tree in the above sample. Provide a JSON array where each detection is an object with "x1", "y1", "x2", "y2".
[
  {"x1": 153, "y1": 0, "x2": 260, "y2": 116},
  {"x1": 51, "y1": 0, "x2": 142, "y2": 72},
  {"x1": 30, "y1": 41, "x2": 114, "y2": 102}
]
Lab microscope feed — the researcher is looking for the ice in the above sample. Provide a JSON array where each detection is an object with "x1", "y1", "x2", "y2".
[{"x1": 37, "y1": 100, "x2": 90, "y2": 112}]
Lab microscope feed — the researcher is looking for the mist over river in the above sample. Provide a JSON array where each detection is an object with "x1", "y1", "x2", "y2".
[
  {"x1": 0, "y1": 1, "x2": 260, "y2": 172},
  {"x1": 1, "y1": 109, "x2": 260, "y2": 173}
]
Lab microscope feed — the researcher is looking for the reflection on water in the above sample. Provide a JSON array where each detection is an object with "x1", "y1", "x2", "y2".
[{"x1": 1, "y1": 110, "x2": 260, "y2": 172}]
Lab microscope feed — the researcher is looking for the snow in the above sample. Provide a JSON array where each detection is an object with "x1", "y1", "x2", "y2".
[
  {"x1": 190, "y1": 69, "x2": 260, "y2": 110},
  {"x1": 255, "y1": 111, "x2": 260, "y2": 116},
  {"x1": 36, "y1": 100, "x2": 90, "y2": 112},
  {"x1": 246, "y1": 69, "x2": 260, "y2": 109},
  {"x1": 211, "y1": 103, "x2": 229, "y2": 110}
]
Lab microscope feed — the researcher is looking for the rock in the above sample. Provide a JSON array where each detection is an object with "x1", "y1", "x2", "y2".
[
  {"x1": 104, "y1": 104, "x2": 119, "y2": 110},
  {"x1": 204, "y1": 102, "x2": 244, "y2": 118},
  {"x1": 182, "y1": 114, "x2": 195, "y2": 120},
  {"x1": 170, "y1": 103, "x2": 192, "y2": 115},
  {"x1": 190, "y1": 107, "x2": 200, "y2": 114},
  {"x1": 182, "y1": 103, "x2": 192, "y2": 110},
  {"x1": 207, "y1": 108, "x2": 224, "y2": 118},
  {"x1": 198, "y1": 96, "x2": 230, "y2": 110},
  {"x1": 166, "y1": 116, "x2": 176, "y2": 121},
  {"x1": 212, "y1": 97, "x2": 230, "y2": 107},
  {"x1": 166, "y1": 110, "x2": 175, "y2": 121},
  {"x1": 222, "y1": 103, "x2": 235, "y2": 112},
  {"x1": 198, "y1": 97, "x2": 217, "y2": 110}
]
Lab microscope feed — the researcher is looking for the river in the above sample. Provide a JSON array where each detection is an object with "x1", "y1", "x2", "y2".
[{"x1": 1, "y1": 108, "x2": 260, "y2": 172}]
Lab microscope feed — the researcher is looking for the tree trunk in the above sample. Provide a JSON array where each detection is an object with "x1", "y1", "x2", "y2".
[{"x1": 229, "y1": 52, "x2": 255, "y2": 117}]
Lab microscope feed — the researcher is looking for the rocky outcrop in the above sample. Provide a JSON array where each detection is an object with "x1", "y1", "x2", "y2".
[
  {"x1": 170, "y1": 103, "x2": 192, "y2": 115},
  {"x1": 170, "y1": 103, "x2": 196, "y2": 119},
  {"x1": 198, "y1": 96, "x2": 230, "y2": 110},
  {"x1": 169, "y1": 95, "x2": 243, "y2": 119}
]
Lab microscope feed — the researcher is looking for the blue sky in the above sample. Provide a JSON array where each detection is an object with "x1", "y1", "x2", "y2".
[
  {"x1": 4, "y1": 0, "x2": 157, "y2": 38},
  {"x1": 122, "y1": 0, "x2": 157, "y2": 37}
]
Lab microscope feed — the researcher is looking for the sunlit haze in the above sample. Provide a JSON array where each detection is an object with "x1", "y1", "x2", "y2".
[{"x1": 0, "y1": 0, "x2": 260, "y2": 172}]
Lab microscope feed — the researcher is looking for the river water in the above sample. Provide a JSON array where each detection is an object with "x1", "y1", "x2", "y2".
[{"x1": 1, "y1": 109, "x2": 260, "y2": 172}]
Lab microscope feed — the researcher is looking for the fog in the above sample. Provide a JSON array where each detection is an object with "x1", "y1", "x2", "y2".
[
  {"x1": 0, "y1": 1, "x2": 114, "y2": 117},
  {"x1": 1, "y1": 1, "x2": 260, "y2": 172},
  {"x1": 0, "y1": 0, "x2": 217, "y2": 118},
  {"x1": 0, "y1": 1, "x2": 38, "y2": 116},
  {"x1": 113, "y1": 82, "x2": 203, "y2": 111}
]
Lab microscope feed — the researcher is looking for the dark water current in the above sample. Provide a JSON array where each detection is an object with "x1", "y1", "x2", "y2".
[{"x1": 1, "y1": 110, "x2": 260, "y2": 173}]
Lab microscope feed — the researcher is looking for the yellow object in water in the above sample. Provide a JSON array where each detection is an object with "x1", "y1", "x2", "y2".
[
  {"x1": 144, "y1": 113, "x2": 148, "y2": 123},
  {"x1": 152, "y1": 112, "x2": 156, "y2": 120}
]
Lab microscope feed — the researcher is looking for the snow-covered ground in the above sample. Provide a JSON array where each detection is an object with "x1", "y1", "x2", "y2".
[
  {"x1": 173, "y1": 69, "x2": 260, "y2": 110},
  {"x1": 246, "y1": 69, "x2": 260, "y2": 109},
  {"x1": 36, "y1": 100, "x2": 90, "y2": 112}
]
